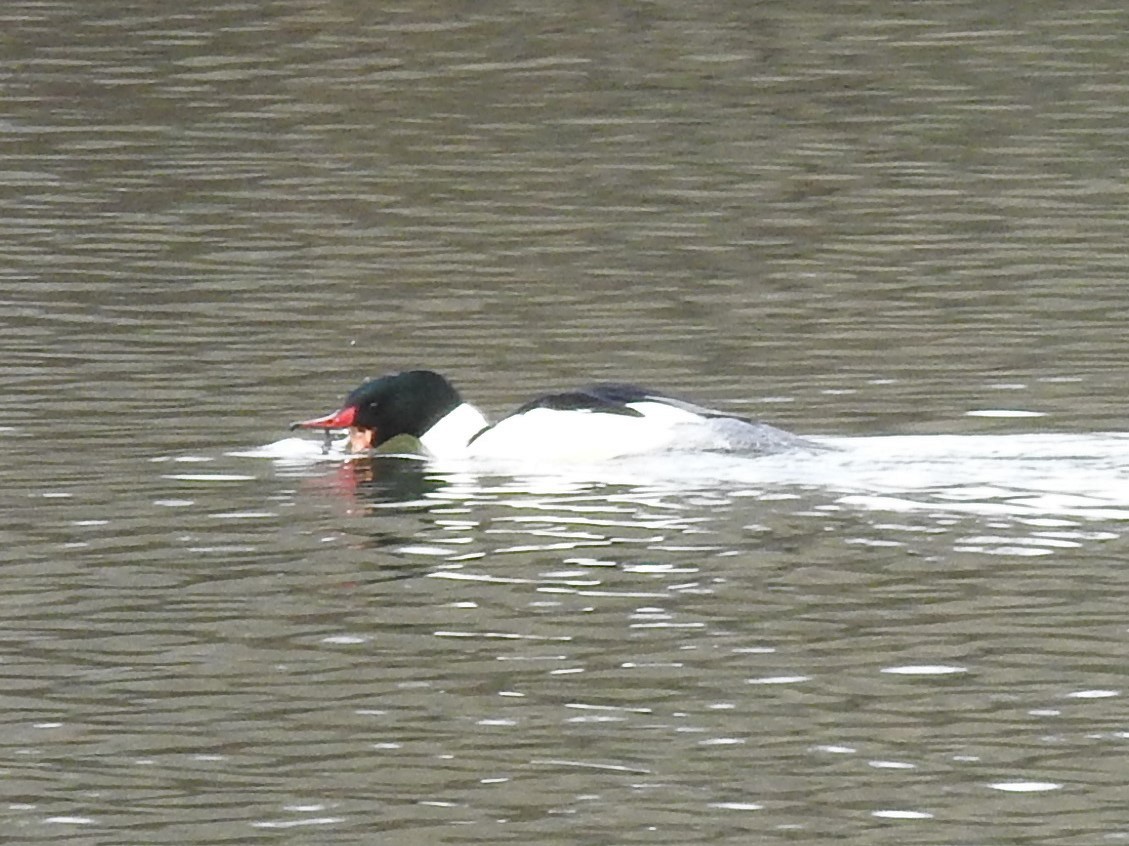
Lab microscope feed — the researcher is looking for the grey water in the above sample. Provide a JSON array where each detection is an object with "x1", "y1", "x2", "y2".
[{"x1": 4, "y1": 1, "x2": 1129, "y2": 843}]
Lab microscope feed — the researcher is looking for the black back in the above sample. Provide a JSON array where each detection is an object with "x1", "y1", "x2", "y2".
[
  {"x1": 509, "y1": 384, "x2": 650, "y2": 418},
  {"x1": 466, "y1": 382, "x2": 758, "y2": 446},
  {"x1": 508, "y1": 383, "x2": 752, "y2": 422}
]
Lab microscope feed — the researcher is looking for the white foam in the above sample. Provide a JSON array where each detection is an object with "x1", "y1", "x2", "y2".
[
  {"x1": 230, "y1": 436, "x2": 348, "y2": 462},
  {"x1": 233, "y1": 431, "x2": 1129, "y2": 523}
]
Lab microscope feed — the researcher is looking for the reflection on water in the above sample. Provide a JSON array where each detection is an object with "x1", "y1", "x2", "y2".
[
  {"x1": 190, "y1": 435, "x2": 1129, "y2": 841},
  {"x1": 11, "y1": 444, "x2": 1129, "y2": 843},
  {"x1": 6, "y1": 0, "x2": 1129, "y2": 842}
]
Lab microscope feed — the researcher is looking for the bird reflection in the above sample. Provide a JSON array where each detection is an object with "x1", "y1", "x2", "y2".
[{"x1": 337, "y1": 455, "x2": 444, "y2": 504}]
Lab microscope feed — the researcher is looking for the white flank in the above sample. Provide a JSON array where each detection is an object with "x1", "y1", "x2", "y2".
[{"x1": 467, "y1": 401, "x2": 705, "y2": 462}]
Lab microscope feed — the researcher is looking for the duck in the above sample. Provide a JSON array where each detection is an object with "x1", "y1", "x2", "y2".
[{"x1": 289, "y1": 369, "x2": 814, "y2": 461}]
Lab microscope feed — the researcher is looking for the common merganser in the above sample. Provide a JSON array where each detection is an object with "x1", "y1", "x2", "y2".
[{"x1": 290, "y1": 369, "x2": 813, "y2": 461}]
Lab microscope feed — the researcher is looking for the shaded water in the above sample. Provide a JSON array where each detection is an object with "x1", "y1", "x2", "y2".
[{"x1": 3, "y1": 1, "x2": 1129, "y2": 843}]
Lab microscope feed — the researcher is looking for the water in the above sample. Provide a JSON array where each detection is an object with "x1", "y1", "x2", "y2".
[{"x1": 3, "y1": 1, "x2": 1129, "y2": 842}]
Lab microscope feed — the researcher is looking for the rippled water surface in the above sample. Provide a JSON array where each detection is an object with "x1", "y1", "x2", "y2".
[{"x1": 4, "y1": 1, "x2": 1129, "y2": 843}]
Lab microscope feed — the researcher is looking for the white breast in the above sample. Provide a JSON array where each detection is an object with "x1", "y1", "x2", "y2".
[{"x1": 420, "y1": 403, "x2": 490, "y2": 458}]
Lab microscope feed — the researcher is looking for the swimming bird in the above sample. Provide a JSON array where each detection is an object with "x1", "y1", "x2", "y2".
[{"x1": 290, "y1": 369, "x2": 812, "y2": 461}]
